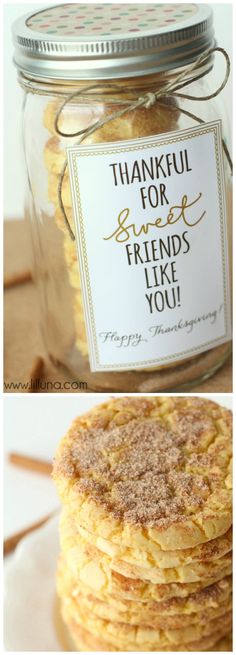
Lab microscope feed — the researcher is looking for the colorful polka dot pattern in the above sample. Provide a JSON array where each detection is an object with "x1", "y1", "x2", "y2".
[{"x1": 26, "y1": 3, "x2": 198, "y2": 37}]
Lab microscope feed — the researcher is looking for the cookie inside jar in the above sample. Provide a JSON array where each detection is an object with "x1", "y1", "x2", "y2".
[{"x1": 13, "y1": 3, "x2": 232, "y2": 391}]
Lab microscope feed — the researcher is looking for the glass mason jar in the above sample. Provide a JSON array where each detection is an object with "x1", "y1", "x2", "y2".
[{"x1": 13, "y1": 3, "x2": 232, "y2": 392}]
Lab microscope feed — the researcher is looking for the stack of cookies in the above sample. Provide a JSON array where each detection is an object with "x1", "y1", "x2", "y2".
[
  {"x1": 44, "y1": 100, "x2": 89, "y2": 357},
  {"x1": 53, "y1": 396, "x2": 232, "y2": 651},
  {"x1": 43, "y1": 96, "x2": 179, "y2": 359}
]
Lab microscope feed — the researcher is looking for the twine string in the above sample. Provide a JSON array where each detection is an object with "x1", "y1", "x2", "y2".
[{"x1": 53, "y1": 47, "x2": 232, "y2": 241}]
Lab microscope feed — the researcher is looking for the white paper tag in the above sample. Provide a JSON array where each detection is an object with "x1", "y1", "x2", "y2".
[{"x1": 67, "y1": 120, "x2": 231, "y2": 372}]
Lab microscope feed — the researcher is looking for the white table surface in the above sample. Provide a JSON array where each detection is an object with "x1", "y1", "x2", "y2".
[{"x1": 4, "y1": 394, "x2": 232, "y2": 539}]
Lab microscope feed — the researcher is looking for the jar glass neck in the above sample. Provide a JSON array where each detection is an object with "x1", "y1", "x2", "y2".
[{"x1": 18, "y1": 56, "x2": 213, "y2": 98}]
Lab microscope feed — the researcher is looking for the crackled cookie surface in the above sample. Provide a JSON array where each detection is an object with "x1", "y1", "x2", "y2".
[
  {"x1": 53, "y1": 396, "x2": 232, "y2": 551},
  {"x1": 54, "y1": 396, "x2": 232, "y2": 651}
]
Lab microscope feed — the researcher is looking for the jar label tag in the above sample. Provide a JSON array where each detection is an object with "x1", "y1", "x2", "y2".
[{"x1": 67, "y1": 120, "x2": 231, "y2": 372}]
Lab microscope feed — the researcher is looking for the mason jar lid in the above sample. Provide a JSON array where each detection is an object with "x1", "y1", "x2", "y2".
[{"x1": 12, "y1": 3, "x2": 214, "y2": 80}]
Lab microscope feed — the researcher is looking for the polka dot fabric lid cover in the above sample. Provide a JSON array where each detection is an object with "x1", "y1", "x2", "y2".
[
  {"x1": 26, "y1": 4, "x2": 198, "y2": 37},
  {"x1": 13, "y1": 3, "x2": 214, "y2": 79}
]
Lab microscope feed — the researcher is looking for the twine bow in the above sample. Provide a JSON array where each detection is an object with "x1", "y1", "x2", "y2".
[{"x1": 54, "y1": 46, "x2": 232, "y2": 241}]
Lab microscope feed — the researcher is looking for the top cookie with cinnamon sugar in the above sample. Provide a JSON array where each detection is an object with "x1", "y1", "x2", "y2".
[{"x1": 53, "y1": 396, "x2": 232, "y2": 551}]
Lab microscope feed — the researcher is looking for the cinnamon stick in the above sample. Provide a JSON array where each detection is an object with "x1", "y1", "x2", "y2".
[
  {"x1": 4, "y1": 510, "x2": 58, "y2": 556},
  {"x1": 4, "y1": 269, "x2": 32, "y2": 289},
  {"x1": 9, "y1": 452, "x2": 52, "y2": 476},
  {"x1": 27, "y1": 356, "x2": 45, "y2": 393}
]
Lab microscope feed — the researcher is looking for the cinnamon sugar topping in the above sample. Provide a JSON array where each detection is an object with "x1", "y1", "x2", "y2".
[{"x1": 53, "y1": 397, "x2": 232, "y2": 527}]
